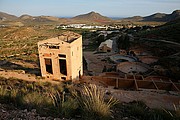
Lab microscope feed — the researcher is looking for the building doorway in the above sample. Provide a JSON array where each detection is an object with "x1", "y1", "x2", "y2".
[
  {"x1": 45, "y1": 58, "x2": 53, "y2": 74},
  {"x1": 59, "y1": 59, "x2": 67, "y2": 75}
]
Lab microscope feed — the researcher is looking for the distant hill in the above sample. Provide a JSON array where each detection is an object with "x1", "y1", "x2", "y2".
[
  {"x1": 144, "y1": 10, "x2": 180, "y2": 22},
  {"x1": 1, "y1": 10, "x2": 179, "y2": 25},
  {"x1": 0, "y1": 12, "x2": 18, "y2": 21},
  {"x1": 0, "y1": 12, "x2": 69, "y2": 25},
  {"x1": 143, "y1": 13, "x2": 167, "y2": 21},
  {"x1": 138, "y1": 18, "x2": 180, "y2": 43},
  {"x1": 72, "y1": 11, "x2": 112, "y2": 23},
  {"x1": 19, "y1": 14, "x2": 33, "y2": 20},
  {"x1": 19, "y1": 15, "x2": 60, "y2": 22},
  {"x1": 122, "y1": 10, "x2": 180, "y2": 22},
  {"x1": 122, "y1": 16, "x2": 143, "y2": 21}
]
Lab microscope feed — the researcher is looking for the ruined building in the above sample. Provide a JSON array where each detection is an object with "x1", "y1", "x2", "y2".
[
  {"x1": 98, "y1": 39, "x2": 113, "y2": 52},
  {"x1": 38, "y1": 31, "x2": 83, "y2": 81}
]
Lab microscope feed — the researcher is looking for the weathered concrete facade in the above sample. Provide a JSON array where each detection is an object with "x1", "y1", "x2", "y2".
[{"x1": 38, "y1": 31, "x2": 83, "y2": 81}]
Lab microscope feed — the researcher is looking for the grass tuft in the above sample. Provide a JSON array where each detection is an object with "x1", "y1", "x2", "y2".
[{"x1": 74, "y1": 84, "x2": 118, "y2": 119}]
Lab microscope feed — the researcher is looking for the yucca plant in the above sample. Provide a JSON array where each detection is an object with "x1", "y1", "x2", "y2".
[
  {"x1": 173, "y1": 101, "x2": 180, "y2": 119},
  {"x1": 50, "y1": 91, "x2": 63, "y2": 112},
  {"x1": 0, "y1": 86, "x2": 8, "y2": 96},
  {"x1": 174, "y1": 102, "x2": 180, "y2": 116},
  {"x1": 74, "y1": 84, "x2": 118, "y2": 119}
]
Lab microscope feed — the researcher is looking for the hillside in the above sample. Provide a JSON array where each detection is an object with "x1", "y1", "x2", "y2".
[
  {"x1": 122, "y1": 10, "x2": 180, "y2": 22},
  {"x1": 0, "y1": 10, "x2": 179, "y2": 25},
  {"x1": 138, "y1": 18, "x2": 180, "y2": 43},
  {"x1": 122, "y1": 16, "x2": 143, "y2": 21},
  {"x1": 19, "y1": 15, "x2": 62, "y2": 22},
  {"x1": 19, "y1": 14, "x2": 33, "y2": 20},
  {"x1": 0, "y1": 12, "x2": 18, "y2": 21},
  {"x1": 143, "y1": 13, "x2": 167, "y2": 21},
  {"x1": 72, "y1": 11, "x2": 112, "y2": 23},
  {"x1": 0, "y1": 12, "x2": 69, "y2": 25},
  {"x1": 144, "y1": 10, "x2": 180, "y2": 22}
]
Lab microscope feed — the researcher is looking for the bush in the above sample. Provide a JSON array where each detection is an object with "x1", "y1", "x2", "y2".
[
  {"x1": 50, "y1": 91, "x2": 78, "y2": 118},
  {"x1": 120, "y1": 101, "x2": 176, "y2": 120},
  {"x1": 74, "y1": 84, "x2": 118, "y2": 119}
]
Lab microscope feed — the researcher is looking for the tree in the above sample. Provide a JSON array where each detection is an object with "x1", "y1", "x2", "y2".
[
  {"x1": 96, "y1": 35, "x2": 105, "y2": 45},
  {"x1": 117, "y1": 34, "x2": 130, "y2": 50}
]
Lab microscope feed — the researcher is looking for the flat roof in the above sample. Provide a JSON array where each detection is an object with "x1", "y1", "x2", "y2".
[
  {"x1": 38, "y1": 31, "x2": 81, "y2": 44},
  {"x1": 99, "y1": 39, "x2": 113, "y2": 48},
  {"x1": 57, "y1": 31, "x2": 81, "y2": 43}
]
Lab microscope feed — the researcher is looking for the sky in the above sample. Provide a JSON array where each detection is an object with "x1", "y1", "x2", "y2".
[{"x1": 0, "y1": 0, "x2": 180, "y2": 17}]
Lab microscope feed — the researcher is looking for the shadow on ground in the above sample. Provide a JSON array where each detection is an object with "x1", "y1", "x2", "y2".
[{"x1": 0, "y1": 60, "x2": 41, "y2": 76}]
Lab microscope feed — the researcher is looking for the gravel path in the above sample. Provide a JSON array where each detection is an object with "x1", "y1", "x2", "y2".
[{"x1": 0, "y1": 103, "x2": 63, "y2": 120}]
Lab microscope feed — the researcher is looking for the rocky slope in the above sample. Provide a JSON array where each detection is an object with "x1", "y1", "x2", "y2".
[{"x1": 0, "y1": 103, "x2": 63, "y2": 120}]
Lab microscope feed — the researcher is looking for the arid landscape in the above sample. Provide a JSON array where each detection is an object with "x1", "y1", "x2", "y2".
[{"x1": 0, "y1": 1, "x2": 180, "y2": 119}]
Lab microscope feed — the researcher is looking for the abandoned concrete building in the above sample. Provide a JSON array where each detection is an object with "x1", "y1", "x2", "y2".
[
  {"x1": 98, "y1": 39, "x2": 113, "y2": 52},
  {"x1": 38, "y1": 31, "x2": 83, "y2": 81}
]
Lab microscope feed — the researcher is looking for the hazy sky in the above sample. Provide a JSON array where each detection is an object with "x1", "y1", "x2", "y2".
[{"x1": 0, "y1": 0, "x2": 180, "y2": 17}]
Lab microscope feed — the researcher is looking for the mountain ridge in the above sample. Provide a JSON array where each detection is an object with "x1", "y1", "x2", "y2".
[
  {"x1": 72, "y1": 11, "x2": 112, "y2": 23},
  {"x1": 0, "y1": 10, "x2": 180, "y2": 24},
  {"x1": 0, "y1": 12, "x2": 18, "y2": 21},
  {"x1": 122, "y1": 10, "x2": 180, "y2": 22}
]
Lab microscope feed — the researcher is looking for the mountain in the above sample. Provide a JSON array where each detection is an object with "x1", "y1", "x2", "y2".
[
  {"x1": 72, "y1": 11, "x2": 112, "y2": 23},
  {"x1": 165, "y1": 10, "x2": 180, "y2": 21},
  {"x1": 122, "y1": 16, "x2": 143, "y2": 21},
  {"x1": 1, "y1": 10, "x2": 179, "y2": 25},
  {"x1": 144, "y1": 10, "x2": 180, "y2": 22},
  {"x1": 143, "y1": 13, "x2": 167, "y2": 21},
  {"x1": 19, "y1": 14, "x2": 60, "y2": 22},
  {"x1": 19, "y1": 14, "x2": 33, "y2": 20},
  {"x1": 0, "y1": 11, "x2": 69, "y2": 25},
  {"x1": 138, "y1": 18, "x2": 180, "y2": 43},
  {"x1": 0, "y1": 12, "x2": 18, "y2": 21},
  {"x1": 122, "y1": 10, "x2": 180, "y2": 22}
]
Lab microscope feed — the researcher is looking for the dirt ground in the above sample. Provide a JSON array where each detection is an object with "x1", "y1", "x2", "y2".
[
  {"x1": 83, "y1": 51, "x2": 115, "y2": 75},
  {"x1": 0, "y1": 70, "x2": 37, "y2": 81},
  {"x1": 0, "y1": 50, "x2": 179, "y2": 112},
  {"x1": 110, "y1": 88, "x2": 180, "y2": 110},
  {"x1": 80, "y1": 77, "x2": 180, "y2": 110},
  {"x1": 0, "y1": 64, "x2": 179, "y2": 111}
]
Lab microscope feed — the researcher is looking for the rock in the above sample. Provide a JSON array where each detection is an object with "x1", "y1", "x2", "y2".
[{"x1": 123, "y1": 117, "x2": 129, "y2": 120}]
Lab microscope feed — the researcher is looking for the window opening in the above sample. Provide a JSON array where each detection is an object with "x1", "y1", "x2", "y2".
[
  {"x1": 58, "y1": 54, "x2": 66, "y2": 58},
  {"x1": 61, "y1": 77, "x2": 66, "y2": 80},
  {"x1": 49, "y1": 46, "x2": 59, "y2": 49},
  {"x1": 45, "y1": 58, "x2": 53, "y2": 74}
]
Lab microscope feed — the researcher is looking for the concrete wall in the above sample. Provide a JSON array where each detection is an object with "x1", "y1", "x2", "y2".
[
  {"x1": 38, "y1": 32, "x2": 83, "y2": 81},
  {"x1": 70, "y1": 36, "x2": 83, "y2": 80},
  {"x1": 98, "y1": 44, "x2": 111, "y2": 52}
]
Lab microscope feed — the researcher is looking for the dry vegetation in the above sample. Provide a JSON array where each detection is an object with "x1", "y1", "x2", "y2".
[
  {"x1": 0, "y1": 22, "x2": 180, "y2": 119},
  {"x1": 0, "y1": 26, "x2": 65, "y2": 61},
  {"x1": 0, "y1": 77, "x2": 179, "y2": 120},
  {"x1": 0, "y1": 77, "x2": 119, "y2": 119}
]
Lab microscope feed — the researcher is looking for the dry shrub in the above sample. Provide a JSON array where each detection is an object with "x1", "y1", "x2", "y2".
[{"x1": 74, "y1": 84, "x2": 118, "y2": 119}]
